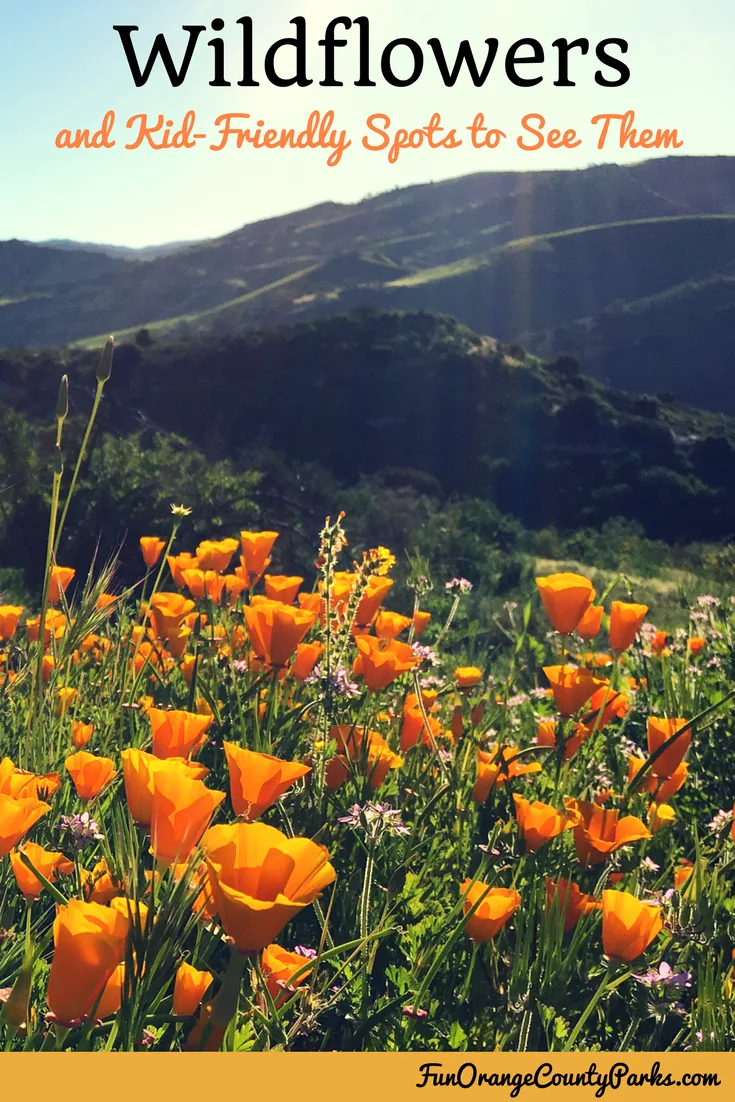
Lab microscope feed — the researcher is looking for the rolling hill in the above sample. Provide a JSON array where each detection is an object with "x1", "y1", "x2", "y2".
[{"x1": 3, "y1": 156, "x2": 735, "y2": 414}]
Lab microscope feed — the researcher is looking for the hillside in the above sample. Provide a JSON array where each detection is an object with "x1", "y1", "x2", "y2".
[{"x1": 4, "y1": 311, "x2": 735, "y2": 563}]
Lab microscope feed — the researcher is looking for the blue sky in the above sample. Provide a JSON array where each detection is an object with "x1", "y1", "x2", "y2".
[{"x1": 2, "y1": 0, "x2": 733, "y2": 246}]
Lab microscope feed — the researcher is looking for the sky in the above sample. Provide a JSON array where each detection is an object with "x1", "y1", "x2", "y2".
[{"x1": 2, "y1": 0, "x2": 734, "y2": 247}]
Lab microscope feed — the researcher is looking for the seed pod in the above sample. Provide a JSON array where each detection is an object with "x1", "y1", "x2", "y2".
[
  {"x1": 96, "y1": 336, "x2": 114, "y2": 383},
  {"x1": 56, "y1": 374, "x2": 69, "y2": 422}
]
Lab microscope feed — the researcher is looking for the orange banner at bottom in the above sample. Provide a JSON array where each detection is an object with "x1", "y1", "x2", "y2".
[{"x1": 0, "y1": 1052, "x2": 728, "y2": 1100}]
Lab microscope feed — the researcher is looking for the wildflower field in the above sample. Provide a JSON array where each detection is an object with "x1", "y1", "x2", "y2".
[{"x1": 2, "y1": 343, "x2": 735, "y2": 1053}]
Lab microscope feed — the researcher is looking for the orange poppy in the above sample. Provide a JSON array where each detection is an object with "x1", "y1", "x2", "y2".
[
  {"x1": 261, "y1": 944, "x2": 313, "y2": 1007},
  {"x1": 150, "y1": 770, "x2": 225, "y2": 866},
  {"x1": 82, "y1": 858, "x2": 125, "y2": 905},
  {"x1": 576, "y1": 604, "x2": 604, "y2": 640},
  {"x1": 564, "y1": 798, "x2": 650, "y2": 866},
  {"x1": 244, "y1": 600, "x2": 316, "y2": 668},
  {"x1": 149, "y1": 707, "x2": 212, "y2": 760},
  {"x1": 95, "y1": 963, "x2": 126, "y2": 1020},
  {"x1": 455, "y1": 666, "x2": 482, "y2": 689},
  {"x1": 240, "y1": 531, "x2": 279, "y2": 583},
  {"x1": 49, "y1": 566, "x2": 75, "y2": 605},
  {"x1": 513, "y1": 794, "x2": 577, "y2": 853},
  {"x1": 535, "y1": 719, "x2": 591, "y2": 761},
  {"x1": 648, "y1": 803, "x2": 676, "y2": 834},
  {"x1": 536, "y1": 573, "x2": 595, "y2": 634},
  {"x1": 264, "y1": 575, "x2": 304, "y2": 605},
  {"x1": 46, "y1": 900, "x2": 129, "y2": 1025},
  {"x1": 0, "y1": 605, "x2": 23, "y2": 641},
  {"x1": 582, "y1": 687, "x2": 630, "y2": 729},
  {"x1": 471, "y1": 747, "x2": 542, "y2": 803},
  {"x1": 460, "y1": 879, "x2": 520, "y2": 943},
  {"x1": 688, "y1": 637, "x2": 706, "y2": 656},
  {"x1": 608, "y1": 601, "x2": 649, "y2": 652},
  {"x1": 601, "y1": 890, "x2": 662, "y2": 962},
  {"x1": 400, "y1": 702, "x2": 443, "y2": 752},
  {"x1": 0, "y1": 793, "x2": 50, "y2": 859},
  {"x1": 148, "y1": 592, "x2": 196, "y2": 643},
  {"x1": 196, "y1": 539, "x2": 239, "y2": 573},
  {"x1": 71, "y1": 721, "x2": 94, "y2": 749},
  {"x1": 412, "y1": 610, "x2": 431, "y2": 636},
  {"x1": 140, "y1": 537, "x2": 166, "y2": 569},
  {"x1": 545, "y1": 878, "x2": 601, "y2": 933},
  {"x1": 224, "y1": 743, "x2": 310, "y2": 821},
  {"x1": 173, "y1": 963, "x2": 214, "y2": 1017},
  {"x1": 647, "y1": 717, "x2": 690, "y2": 778},
  {"x1": 0, "y1": 759, "x2": 61, "y2": 801},
  {"x1": 167, "y1": 553, "x2": 200, "y2": 588},
  {"x1": 10, "y1": 842, "x2": 73, "y2": 900},
  {"x1": 355, "y1": 576, "x2": 394, "y2": 628},
  {"x1": 26, "y1": 609, "x2": 67, "y2": 646},
  {"x1": 543, "y1": 666, "x2": 607, "y2": 717},
  {"x1": 121, "y1": 749, "x2": 207, "y2": 827},
  {"x1": 627, "y1": 756, "x2": 688, "y2": 802},
  {"x1": 65, "y1": 751, "x2": 117, "y2": 800},
  {"x1": 674, "y1": 860, "x2": 694, "y2": 890},
  {"x1": 202, "y1": 821, "x2": 336, "y2": 953},
  {"x1": 353, "y1": 635, "x2": 418, "y2": 692},
  {"x1": 291, "y1": 641, "x2": 324, "y2": 681},
  {"x1": 55, "y1": 686, "x2": 79, "y2": 717},
  {"x1": 374, "y1": 610, "x2": 412, "y2": 640}
]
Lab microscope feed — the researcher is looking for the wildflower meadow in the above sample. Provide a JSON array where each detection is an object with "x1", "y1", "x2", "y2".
[{"x1": 2, "y1": 341, "x2": 735, "y2": 1054}]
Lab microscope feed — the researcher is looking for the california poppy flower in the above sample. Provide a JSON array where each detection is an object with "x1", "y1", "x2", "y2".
[
  {"x1": 95, "y1": 963, "x2": 126, "y2": 1020},
  {"x1": 149, "y1": 707, "x2": 212, "y2": 760},
  {"x1": 609, "y1": 601, "x2": 649, "y2": 652},
  {"x1": 455, "y1": 666, "x2": 482, "y2": 689},
  {"x1": 582, "y1": 686, "x2": 630, "y2": 729},
  {"x1": 173, "y1": 963, "x2": 214, "y2": 1017},
  {"x1": 224, "y1": 743, "x2": 310, "y2": 821},
  {"x1": 196, "y1": 539, "x2": 239, "y2": 573},
  {"x1": 471, "y1": 747, "x2": 542, "y2": 803},
  {"x1": 564, "y1": 798, "x2": 650, "y2": 866},
  {"x1": 291, "y1": 641, "x2": 324, "y2": 681},
  {"x1": 55, "y1": 686, "x2": 79, "y2": 717},
  {"x1": 167, "y1": 553, "x2": 199, "y2": 589},
  {"x1": 543, "y1": 666, "x2": 607, "y2": 717},
  {"x1": 353, "y1": 635, "x2": 417, "y2": 692},
  {"x1": 412, "y1": 610, "x2": 431, "y2": 636},
  {"x1": 674, "y1": 860, "x2": 694, "y2": 890},
  {"x1": 460, "y1": 879, "x2": 521, "y2": 943},
  {"x1": 330, "y1": 725, "x2": 403, "y2": 789},
  {"x1": 627, "y1": 756, "x2": 688, "y2": 802},
  {"x1": 545, "y1": 877, "x2": 601, "y2": 933},
  {"x1": 355, "y1": 576, "x2": 394, "y2": 628},
  {"x1": 26, "y1": 608, "x2": 67, "y2": 646},
  {"x1": 148, "y1": 592, "x2": 196, "y2": 644},
  {"x1": 65, "y1": 751, "x2": 117, "y2": 801},
  {"x1": 648, "y1": 802, "x2": 676, "y2": 834},
  {"x1": 536, "y1": 573, "x2": 595, "y2": 635},
  {"x1": 181, "y1": 568, "x2": 225, "y2": 603},
  {"x1": 264, "y1": 575, "x2": 304, "y2": 605},
  {"x1": 0, "y1": 605, "x2": 23, "y2": 641},
  {"x1": 513, "y1": 794, "x2": 577, "y2": 853},
  {"x1": 601, "y1": 890, "x2": 662, "y2": 962},
  {"x1": 244, "y1": 600, "x2": 316, "y2": 668},
  {"x1": 647, "y1": 717, "x2": 690, "y2": 778},
  {"x1": 121, "y1": 749, "x2": 206, "y2": 827},
  {"x1": 261, "y1": 944, "x2": 313, "y2": 1007},
  {"x1": 150, "y1": 770, "x2": 225, "y2": 866},
  {"x1": 49, "y1": 566, "x2": 75, "y2": 605},
  {"x1": 651, "y1": 630, "x2": 670, "y2": 656},
  {"x1": 223, "y1": 574, "x2": 248, "y2": 606},
  {"x1": 140, "y1": 537, "x2": 166, "y2": 570},
  {"x1": 0, "y1": 759, "x2": 61, "y2": 801},
  {"x1": 82, "y1": 858, "x2": 125, "y2": 905},
  {"x1": 576, "y1": 604, "x2": 604, "y2": 640},
  {"x1": 71, "y1": 721, "x2": 94, "y2": 749},
  {"x1": 0, "y1": 793, "x2": 50, "y2": 856},
  {"x1": 535, "y1": 719, "x2": 591, "y2": 761},
  {"x1": 400, "y1": 702, "x2": 443, "y2": 752},
  {"x1": 46, "y1": 900, "x2": 129, "y2": 1025},
  {"x1": 202, "y1": 821, "x2": 336, "y2": 953},
  {"x1": 240, "y1": 531, "x2": 279, "y2": 583},
  {"x1": 374, "y1": 610, "x2": 412, "y2": 640},
  {"x1": 10, "y1": 842, "x2": 73, "y2": 900}
]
